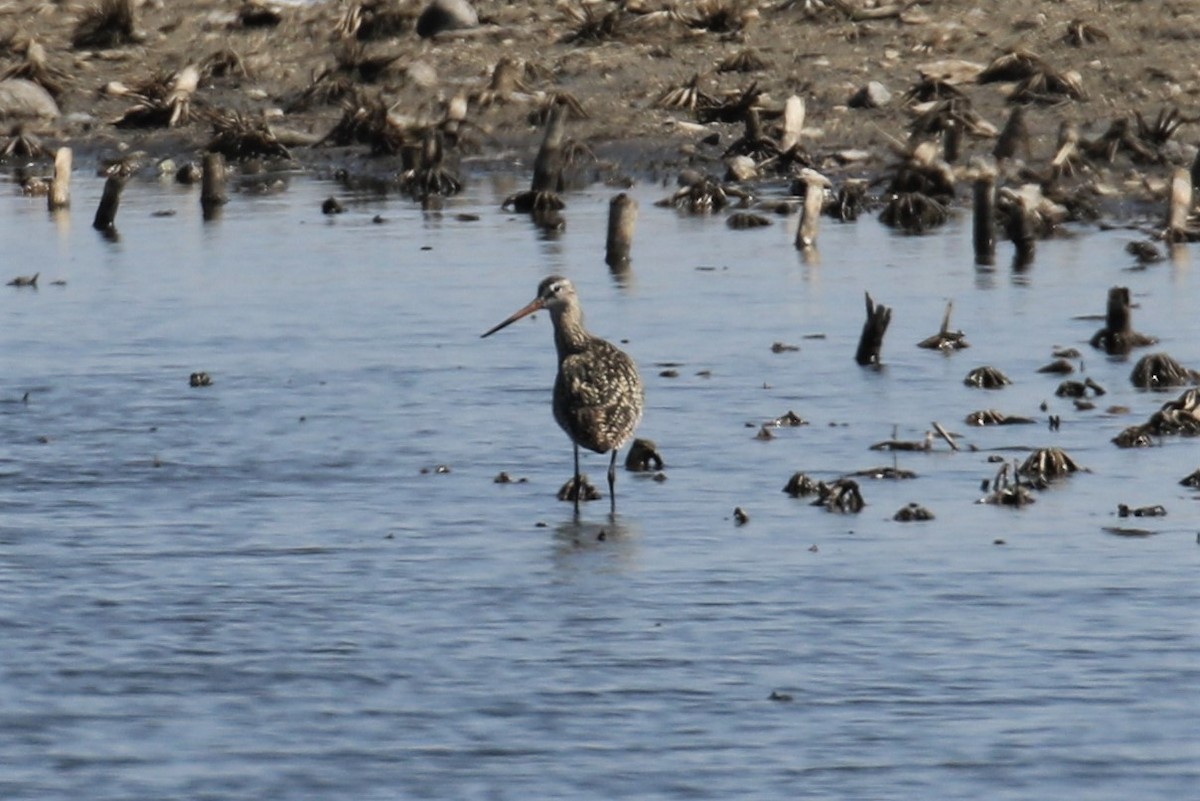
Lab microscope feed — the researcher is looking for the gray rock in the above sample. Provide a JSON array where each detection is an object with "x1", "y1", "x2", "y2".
[
  {"x1": 416, "y1": 0, "x2": 478, "y2": 38},
  {"x1": 848, "y1": 81, "x2": 891, "y2": 110},
  {"x1": 0, "y1": 79, "x2": 59, "y2": 119}
]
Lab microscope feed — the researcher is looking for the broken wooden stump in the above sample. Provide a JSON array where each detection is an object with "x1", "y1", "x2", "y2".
[
  {"x1": 200, "y1": 152, "x2": 227, "y2": 219},
  {"x1": 1090, "y1": 286, "x2": 1157, "y2": 355},
  {"x1": 48, "y1": 146, "x2": 71, "y2": 211},
  {"x1": 1165, "y1": 166, "x2": 1194, "y2": 243},
  {"x1": 605, "y1": 192, "x2": 638, "y2": 269},
  {"x1": 92, "y1": 173, "x2": 126, "y2": 234},
  {"x1": 855, "y1": 292, "x2": 892, "y2": 366},
  {"x1": 972, "y1": 167, "x2": 995, "y2": 265},
  {"x1": 795, "y1": 168, "x2": 831, "y2": 250}
]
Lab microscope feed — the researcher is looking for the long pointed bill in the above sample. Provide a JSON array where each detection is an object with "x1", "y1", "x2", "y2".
[{"x1": 481, "y1": 298, "x2": 544, "y2": 338}]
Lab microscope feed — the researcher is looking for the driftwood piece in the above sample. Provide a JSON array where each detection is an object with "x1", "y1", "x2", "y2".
[
  {"x1": 855, "y1": 292, "x2": 892, "y2": 366},
  {"x1": 917, "y1": 300, "x2": 968, "y2": 350}
]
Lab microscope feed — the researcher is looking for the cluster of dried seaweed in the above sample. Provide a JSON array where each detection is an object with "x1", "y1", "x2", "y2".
[
  {"x1": 658, "y1": 172, "x2": 750, "y2": 214},
  {"x1": 207, "y1": 110, "x2": 292, "y2": 161},
  {"x1": 0, "y1": 39, "x2": 69, "y2": 97},
  {"x1": 399, "y1": 129, "x2": 462, "y2": 201},
  {"x1": 977, "y1": 50, "x2": 1086, "y2": 105},
  {"x1": 319, "y1": 92, "x2": 407, "y2": 155},
  {"x1": 1129, "y1": 353, "x2": 1200, "y2": 390},
  {"x1": 0, "y1": 123, "x2": 51, "y2": 160},
  {"x1": 1113, "y1": 388, "x2": 1200, "y2": 447},
  {"x1": 1082, "y1": 107, "x2": 1191, "y2": 165},
  {"x1": 337, "y1": 0, "x2": 416, "y2": 41},
  {"x1": 111, "y1": 66, "x2": 202, "y2": 129},
  {"x1": 72, "y1": 0, "x2": 142, "y2": 50}
]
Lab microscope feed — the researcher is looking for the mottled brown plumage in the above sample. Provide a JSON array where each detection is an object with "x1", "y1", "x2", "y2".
[{"x1": 482, "y1": 275, "x2": 644, "y2": 513}]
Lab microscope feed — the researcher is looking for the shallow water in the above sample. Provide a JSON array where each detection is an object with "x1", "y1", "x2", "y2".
[{"x1": 1, "y1": 168, "x2": 1198, "y2": 800}]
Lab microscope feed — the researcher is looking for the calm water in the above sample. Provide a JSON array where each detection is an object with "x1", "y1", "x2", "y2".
[{"x1": 1, "y1": 166, "x2": 1198, "y2": 800}]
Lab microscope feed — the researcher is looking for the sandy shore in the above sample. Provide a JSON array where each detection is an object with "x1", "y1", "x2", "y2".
[{"x1": 3, "y1": 0, "x2": 1198, "y2": 217}]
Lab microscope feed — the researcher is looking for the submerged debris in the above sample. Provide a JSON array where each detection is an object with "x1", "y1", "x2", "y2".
[
  {"x1": 894, "y1": 502, "x2": 934, "y2": 522},
  {"x1": 1055, "y1": 377, "x2": 1106, "y2": 398},
  {"x1": 979, "y1": 462, "x2": 1036, "y2": 506},
  {"x1": 964, "y1": 366, "x2": 1011, "y2": 389},
  {"x1": 1117, "y1": 503, "x2": 1166, "y2": 518},
  {"x1": 1090, "y1": 286, "x2": 1157, "y2": 355},
  {"x1": 782, "y1": 471, "x2": 819, "y2": 497},
  {"x1": 624, "y1": 438, "x2": 664, "y2": 472},
  {"x1": 1113, "y1": 387, "x2": 1200, "y2": 446},
  {"x1": 1018, "y1": 447, "x2": 1083, "y2": 482},
  {"x1": 1129, "y1": 352, "x2": 1200, "y2": 389},
  {"x1": 558, "y1": 474, "x2": 601, "y2": 503},
  {"x1": 660, "y1": 173, "x2": 748, "y2": 214},
  {"x1": 916, "y1": 301, "x2": 968, "y2": 350},
  {"x1": 965, "y1": 409, "x2": 1035, "y2": 426},
  {"x1": 811, "y1": 478, "x2": 865, "y2": 513},
  {"x1": 869, "y1": 430, "x2": 932, "y2": 452}
]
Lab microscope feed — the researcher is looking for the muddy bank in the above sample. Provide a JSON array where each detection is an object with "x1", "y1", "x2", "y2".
[{"x1": 2, "y1": 1, "x2": 1199, "y2": 221}]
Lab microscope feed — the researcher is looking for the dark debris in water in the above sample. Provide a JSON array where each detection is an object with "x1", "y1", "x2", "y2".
[
  {"x1": 558, "y1": 474, "x2": 600, "y2": 503},
  {"x1": 894, "y1": 502, "x2": 934, "y2": 522},
  {"x1": 1129, "y1": 352, "x2": 1200, "y2": 389},
  {"x1": 783, "y1": 472, "x2": 818, "y2": 497},
  {"x1": 1113, "y1": 387, "x2": 1200, "y2": 447},
  {"x1": 624, "y1": 438, "x2": 664, "y2": 472},
  {"x1": 964, "y1": 366, "x2": 1011, "y2": 389},
  {"x1": 812, "y1": 478, "x2": 864, "y2": 514},
  {"x1": 1103, "y1": 526, "x2": 1158, "y2": 538},
  {"x1": 1117, "y1": 503, "x2": 1166, "y2": 518},
  {"x1": 1018, "y1": 447, "x2": 1083, "y2": 482}
]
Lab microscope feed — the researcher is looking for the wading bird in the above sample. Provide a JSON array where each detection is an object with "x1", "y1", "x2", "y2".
[{"x1": 482, "y1": 275, "x2": 644, "y2": 514}]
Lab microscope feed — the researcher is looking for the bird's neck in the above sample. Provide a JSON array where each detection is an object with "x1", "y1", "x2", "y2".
[{"x1": 551, "y1": 306, "x2": 592, "y2": 356}]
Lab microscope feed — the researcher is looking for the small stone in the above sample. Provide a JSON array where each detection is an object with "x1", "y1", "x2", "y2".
[
  {"x1": 848, "y1": 80, "x2": 891, "y2": 109},
  {"x1": 416, "y1": 0, "x2": 478, "y2": 38},
  {"x1": 0, "y1": 78, "x2": 60, "y2": 119}
]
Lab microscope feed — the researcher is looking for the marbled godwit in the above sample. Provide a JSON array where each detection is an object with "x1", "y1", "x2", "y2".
[{"x1": 482, "y1": 275, "x2": 644, "y2": 513}]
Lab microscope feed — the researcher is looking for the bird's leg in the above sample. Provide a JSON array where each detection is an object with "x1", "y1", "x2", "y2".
[
  {"x1": 572, "y1": 442, "x2": 582, "y2": 514},
  {"x1": 607, "y1": 449, "x2": 618, "y2": 514}
]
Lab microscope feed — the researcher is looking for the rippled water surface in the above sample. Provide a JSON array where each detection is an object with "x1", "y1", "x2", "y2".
[{"x1": 1, "y1": 169, "x2": 1198, "y2": 800}]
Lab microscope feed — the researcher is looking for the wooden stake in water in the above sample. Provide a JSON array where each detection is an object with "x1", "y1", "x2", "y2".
[
  {"x1": 605, "y1": 193, "x2": 638, "y2": 268},
  {"x1": 972, "y1": 168, "x2": 996, "y2": 265},
  {"x1": 92, "y1": 173, "x2": 126, "y2": 232},
  {"x1": 201, "y1": 152, "x2": 228, "y2": 219},
  {"x1": 795, "y1": 168, "x2": 830, "y2": 250},
  {"x1": 1166, "y1": 166, "x2": 1192, "y2": 242},
  {"x1": 49, "y1": 147, "x2": 71, "y2": 211},
  {"x1": 942, "y1": 118, "x2": 961, "y2": 164},
  {"x1": 855, "y1": 292, "x2": 892, "y2": 366}
]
